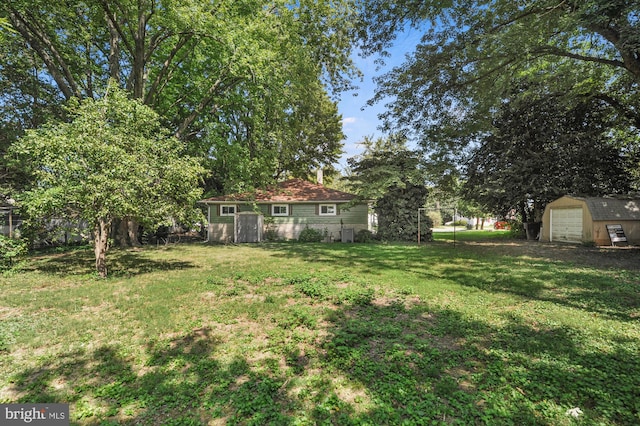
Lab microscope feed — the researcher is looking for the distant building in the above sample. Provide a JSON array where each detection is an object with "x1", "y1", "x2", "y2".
[
  {"x1": 540, "y1": 196, "x2": 640, "y2": 245},
  {"x1": 199, "y1": 179, "x2": 369, "y2": 243}
]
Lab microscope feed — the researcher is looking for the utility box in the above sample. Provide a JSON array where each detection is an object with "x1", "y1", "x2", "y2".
[{"x1": 341, "y1": 228, "x2": 354, "y2": 243}]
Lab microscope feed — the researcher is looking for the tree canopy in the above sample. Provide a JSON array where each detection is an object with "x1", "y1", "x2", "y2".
[
  {"x1": 1, "y1": 0, "x2": 358, "y2": 197},
  {"x1": 346, "y1": 134, "x2": 425, "y2": 200},
  {"x1": 357, "y1": 0, "x2": 640, "y2": 185},
  {"x1": 10, "y1": 86, "x2": 206, "y2": 277},
  {"x1": 346, "y1": 135, "x2": 431, "y2": 241},
  {"x1": 463, "y1": 90, "x2": 636, "y2": 223}
]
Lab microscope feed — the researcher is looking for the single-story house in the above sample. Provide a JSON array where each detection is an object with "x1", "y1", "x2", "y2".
[
  {"x1": 540, "y1": 195, "x2": 640, "y2": 246},
  {"x1": 198, "y1": 179, "x2": 369, "y2": 243}
]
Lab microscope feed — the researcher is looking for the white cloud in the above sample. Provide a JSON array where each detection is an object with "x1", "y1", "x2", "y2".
[{"x1": 342, "y1": 117, "x2": 357, "y2": 124}]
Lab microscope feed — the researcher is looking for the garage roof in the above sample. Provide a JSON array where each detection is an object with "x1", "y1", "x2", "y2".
[{"x1": 584, "y1": 197, "x2": 640, "y2": 221}]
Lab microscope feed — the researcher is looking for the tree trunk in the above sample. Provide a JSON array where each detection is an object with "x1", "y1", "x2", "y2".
[
  {"x1": 112, "y1": 217, "x2": 141, "y2": 247},
  {"x1": 524, "y1": 222, "x2": 541, "y2": 240},
  {"x1": 112, "y1": 218, "x2": 128, "y2": 247},
  {"x1": 107, "y1": 12, "x2": 121, "y2": 81},
  {"x1": 520, "y1": 202, "x2": 529, "y2": 224},
  {"x1": 127, "y1": 218, "x2": 141, "y2": 247},
  {"x1": 132, "y1": 6, "x2": 147, "y2": 99},
  {"x1": 94, "y1": 218, "x2": 110, "y2": 278}
]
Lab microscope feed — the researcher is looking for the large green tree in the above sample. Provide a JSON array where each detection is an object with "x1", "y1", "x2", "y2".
[
  {"x1": 1, "y1": 0, "x2": 357, "y2": 194},
  {"x1": 463, "y1": 91, "x2": 636, "y2": 224},
  {"x1": 356, "y1": 0, "x2": 640, "y2": 178},
  {"x1": 10, "y1": 86, "x2": 206, "y2": 277},
  {"x1": 346, "y1": 135, "x2": 431, "y2": 241},
  {"x1": 202, "y1": 78, "x2": 345, "y2": 196}
]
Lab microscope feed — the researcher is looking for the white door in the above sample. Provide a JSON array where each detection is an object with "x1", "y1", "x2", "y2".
[{"x1": 550, "y1": 208, "x2": 583, "y2": 242}]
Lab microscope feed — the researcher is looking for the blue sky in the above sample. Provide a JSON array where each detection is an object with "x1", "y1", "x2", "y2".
[{"x1": 336, "y1": 29, "x2": 422, "y2": 169}]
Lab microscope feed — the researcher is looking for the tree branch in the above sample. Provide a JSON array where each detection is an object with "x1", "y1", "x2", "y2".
[
  {"x1": 97, "y1": 0, "x2": 135, "y2": 57},
  {"x1": 132, "y1": 1, "x2": 148, "y2": 99},
  {"x1": 534, "y1": 45, "x2": 626, "y2": 69},
  {"x1": 8, "y1": 8, "x2": 80, "y2": 99},
  {"x1": 106, "y1": 12, "x2": 121, "y2": 81},
  {"x1": 454, "y1": 57, "x2": 518, "y2": 88},
  {"x1": 591, "y1": 92, "x2": 640, "y2": 129},
  {"x1": 586, "y1": 22, "x2": 640, "y2": 79},
  {"x1": 144, "y1": 34, "x2": 194, "y2": 105},
  {"x1": 175, "y1": 73, "x2": 243, "y2": 139}
]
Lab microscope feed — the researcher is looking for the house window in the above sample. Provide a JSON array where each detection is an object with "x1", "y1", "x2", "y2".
[
  {"x1": 319, "y1": 204, "x2": 337, "y2": 216},
  {"x1": 272, "y1": 204, "x2": 289, "y2": 216},
  {"x1": 220, "y1": 205, "x2": 236, "y2": 216}
]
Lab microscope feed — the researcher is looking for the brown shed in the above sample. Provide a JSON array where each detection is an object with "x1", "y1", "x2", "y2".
[{"x1": 540, "y1": 196, "x2": 640, "y2": 246}]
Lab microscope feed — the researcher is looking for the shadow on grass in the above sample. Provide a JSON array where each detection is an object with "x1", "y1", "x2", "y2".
[
  {"x1": 260, "y1": 241, "x2": 640, "y2": 322},
  {"x1": 25, "y1": 247, "x2": 196, "y2": 278},
  {"x1": 5, "y1": 298, "x2": 639, "y2": 424},
  {"x1": 6, "y1": 328, "x2": 299, "y2": 424},
  {"x1": 319, "y1": 301, "x2": 639, "y2": 424}
]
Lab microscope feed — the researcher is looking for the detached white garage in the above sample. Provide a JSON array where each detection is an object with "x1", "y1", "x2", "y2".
[
  {"x1": 549, "y1": 207, "x2": 583, "y2": 243},
  {"x1": 540, "y1": 196, "x2": 640, "y2": 246}
]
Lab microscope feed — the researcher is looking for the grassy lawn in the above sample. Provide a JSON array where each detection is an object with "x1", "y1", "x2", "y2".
[
  {"x1": 1, "y1": 235, "x2": 639, "y2": 425},
  {"x1": 432, "y1": 228, "x2": 513, "y2": 242}
]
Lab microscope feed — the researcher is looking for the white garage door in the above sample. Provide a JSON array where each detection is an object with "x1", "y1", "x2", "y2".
[{"x1": 551, "y1": 208, "x2": 583, "y2": 242}]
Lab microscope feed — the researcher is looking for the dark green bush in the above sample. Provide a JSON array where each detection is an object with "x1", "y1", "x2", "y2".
[
  {"x1": 297, "y1": 227, "x2": 323, "y2": 243},
  {"x1": 0, "y1": 236, "x2": 28, "y2": 271},
  {"x1": 376, "y1": 183, "x2": 430, "y2": 242},
  {"x1": 354, "y1": 229, "x2": 374, "y2": 243},
  {"x1": 263, "y1": 229, "x2": 280, "y2": 242},
  {"x1": 507, "y1": 220, "x2": 526, "y2": 239}
]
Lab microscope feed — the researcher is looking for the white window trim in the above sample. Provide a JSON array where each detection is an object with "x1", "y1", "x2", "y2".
[
  {"x1": 319, "y1": 203, "x2": 337, "y2": 216},
  {"x1": 220, "y1": 204, "x2": 236, "y2": 216},
  {"x1": 271, "y1": 204, "x2": 289, "y2": 216}
]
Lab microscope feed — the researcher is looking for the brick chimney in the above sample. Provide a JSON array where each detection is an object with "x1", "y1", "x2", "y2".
[{"x1": 316, "y1": 168, "x2": 323, "y2": 185}]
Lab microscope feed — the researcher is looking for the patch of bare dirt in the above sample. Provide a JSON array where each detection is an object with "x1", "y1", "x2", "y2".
[{"x1": 462, "y1": 240, "x2": 640, "y2": 271}]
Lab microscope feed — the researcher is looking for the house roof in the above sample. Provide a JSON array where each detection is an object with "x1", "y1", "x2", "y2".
[
  {"x1": 558, "y1": 196, "x2": 640, "y2": 221},
  {"x1": 584, "y1": 197, "x2": 640, "y2": 221},
  {"x1": 199, "y1": 179, "x2": 358, "y2": 204}
]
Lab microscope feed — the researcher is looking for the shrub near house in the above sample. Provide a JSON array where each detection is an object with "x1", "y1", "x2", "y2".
[{"x1": 0, "y1": 235, "x2": 28, "y2": 271}]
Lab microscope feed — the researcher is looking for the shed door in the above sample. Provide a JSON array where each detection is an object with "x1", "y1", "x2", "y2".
[
  {"x1": 551, "y1": 208, "x2": 583, "y2": 243},
  {"x1": 236, "y1": 213, "x2": 262, "y2": 243}
]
